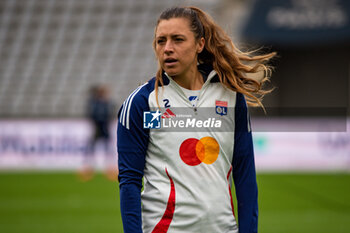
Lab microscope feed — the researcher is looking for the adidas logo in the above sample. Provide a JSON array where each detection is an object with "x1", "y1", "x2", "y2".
[{"x1": 162, "y1": 109, "x2": 176, "y2": 118}]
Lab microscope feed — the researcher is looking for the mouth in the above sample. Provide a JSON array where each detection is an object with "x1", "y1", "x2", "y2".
[{"x1": 164, "y1": 58, "x2": 178, "y2": 66}]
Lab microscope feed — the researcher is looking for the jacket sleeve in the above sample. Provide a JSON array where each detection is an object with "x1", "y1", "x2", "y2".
[
  {"x1": 117, "y1": 89, "x2": 150, "y2": 233},
  {"x1": 232, "y1": 93, "x2": 258, "y2": 233}
]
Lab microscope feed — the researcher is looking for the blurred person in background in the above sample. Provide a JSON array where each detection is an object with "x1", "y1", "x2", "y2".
[
  {"x1": 117, "y1": 6, "x2": 275, "y2": 233},
  {"x1": 79, "y1": 84, "x2": 117, "y2": 181}
]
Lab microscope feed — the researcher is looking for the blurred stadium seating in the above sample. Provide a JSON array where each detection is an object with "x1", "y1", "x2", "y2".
[{"x1": 0, "y1": 0, "x2": 219, "y2": 117}]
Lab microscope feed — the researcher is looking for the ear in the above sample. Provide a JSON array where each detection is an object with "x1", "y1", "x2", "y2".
[{"x1": 197, "y1": 37, "x2": 205, "y2": 53}]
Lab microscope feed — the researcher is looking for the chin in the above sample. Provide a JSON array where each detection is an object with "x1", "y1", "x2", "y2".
[
  {"x1": 165, "y1": 71, "x2": 178, "y2": 77},
  {"x1": 163, "y1": 68, "x2": 180, "y2": 77}
]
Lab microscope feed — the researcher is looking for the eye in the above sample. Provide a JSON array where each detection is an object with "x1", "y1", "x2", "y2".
[
  {"x1": 157, "y1": 38, "x2": 166, "y2": 45},
  {"x1": 175, "y1": 37, "x2": 184, "y2": 42}
]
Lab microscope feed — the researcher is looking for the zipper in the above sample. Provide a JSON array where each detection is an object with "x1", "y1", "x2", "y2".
[
  {"x1": 193, "y1": 70, "x2": 217, "y2": 111},
  {"x1": 165, "y1": 73, "x2": 194, "y2": 108},
  {"x1": 165, "y1": 70, "x2": 217, "y2": 112}
]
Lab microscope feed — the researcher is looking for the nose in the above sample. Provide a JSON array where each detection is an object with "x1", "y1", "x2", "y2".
[{"x1": 164, "y1": 40, "x2": 174, "y2": 54}]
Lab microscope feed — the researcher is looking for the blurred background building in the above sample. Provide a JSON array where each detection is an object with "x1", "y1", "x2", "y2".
[{"x1": 242, "y1": 0, "x2": 350, "y2": 116}]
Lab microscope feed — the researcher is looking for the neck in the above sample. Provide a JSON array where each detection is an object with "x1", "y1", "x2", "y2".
[{"x1": 173, "y1": 69, "x2": 204, "y2": 90}]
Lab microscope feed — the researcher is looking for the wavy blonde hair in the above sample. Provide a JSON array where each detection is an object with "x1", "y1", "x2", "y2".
[{"x1": 153, "y1": 6, "x2": 276, "y2": 108}]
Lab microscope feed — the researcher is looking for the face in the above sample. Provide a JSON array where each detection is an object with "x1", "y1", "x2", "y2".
[{"x1": 155, "y1": 17, "x2": 204, "y2": 78}]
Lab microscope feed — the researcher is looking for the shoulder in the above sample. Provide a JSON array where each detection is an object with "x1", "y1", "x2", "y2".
[
  {"x1": 118, "y1": 78, "x2": 156, "y2": 129},
  {"x1": 220, "y1": 85, "x2": 246, "y2": 107},
  {"x1": 131, "y1": 78, "x2": 156, "y2": 100},
  {"x1": 122, "y1": 78, "x2": 156, "y2": 108},
  {"x1": 235, "y1": 92, "x2": 247, "y2": 108}
]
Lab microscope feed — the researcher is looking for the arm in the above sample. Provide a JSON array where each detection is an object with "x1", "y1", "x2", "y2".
[
  {"x1": 232, "y1": 93, "x2": 258, "y2": 233},
  {"x1": 117, "y1": 91, "x2": 150, "y2": 233}
]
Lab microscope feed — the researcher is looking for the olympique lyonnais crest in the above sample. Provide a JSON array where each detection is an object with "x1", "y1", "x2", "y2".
[{"x1": 215, "y1": 100, "x2": 228, "y2": 116}]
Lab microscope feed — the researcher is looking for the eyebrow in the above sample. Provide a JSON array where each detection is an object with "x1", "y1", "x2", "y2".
[
  {"x1": 156, "y1": 34, "x2": 186, "y2": 39},
  {"x1": 172, "y1": 34, "x2": 185, "y2": 37}
]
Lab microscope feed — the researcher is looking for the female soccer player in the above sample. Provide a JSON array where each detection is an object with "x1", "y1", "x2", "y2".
[{"x1": 117, "y1": 6, "x2": 274, "y2": 233}]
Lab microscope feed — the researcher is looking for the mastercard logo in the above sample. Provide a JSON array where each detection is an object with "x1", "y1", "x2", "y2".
[{"x1": 179, "y1": 137, "x2": 220, "y2": 166}]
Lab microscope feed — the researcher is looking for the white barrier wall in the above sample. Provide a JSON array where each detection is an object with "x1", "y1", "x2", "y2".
[
  {"x1": 254, "y1": 131, "x2": 350, "y2": 171},
  {"x1": 0, "y1": 119, "x2": 117, "y2": 170},
  {"x1": 0, "y1": 118, "x2": 349, "y2": 171},
  {"x1": 252, "y1": 117, "x2": 350, "y2": 171}
]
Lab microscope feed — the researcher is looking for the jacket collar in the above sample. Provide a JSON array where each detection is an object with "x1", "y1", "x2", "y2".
[{"x1": 161, "y1": 63, "x2": 219, "y2": 85}]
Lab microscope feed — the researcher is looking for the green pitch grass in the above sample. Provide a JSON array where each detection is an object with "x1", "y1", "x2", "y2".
[{"x1": 0, "y1": 172, "x2": 349, "y2": 233}]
